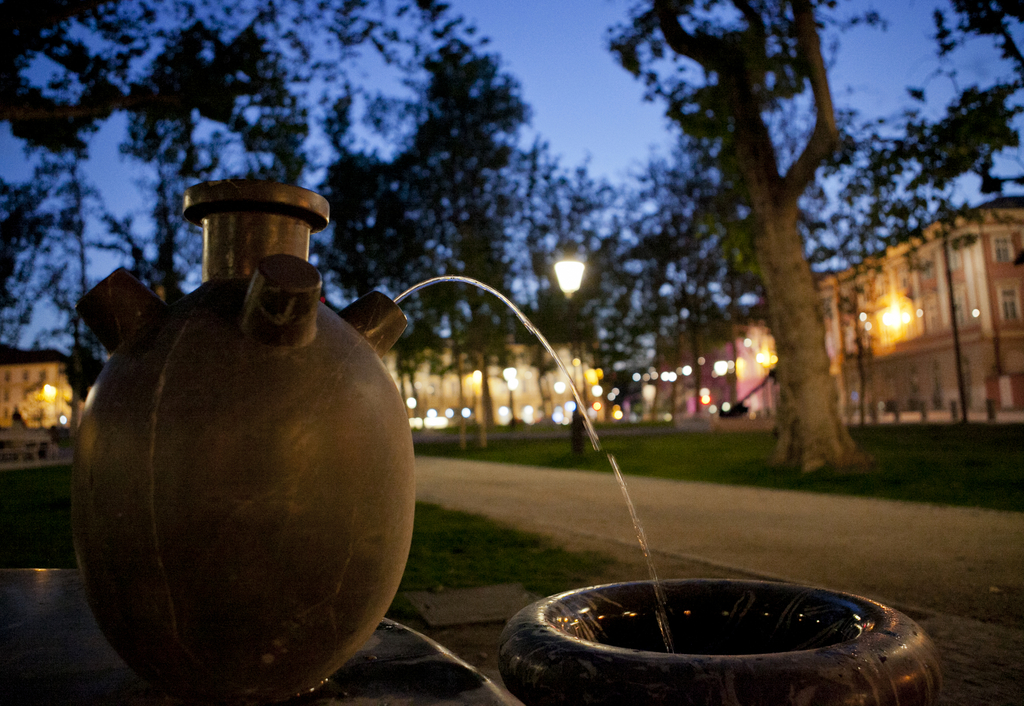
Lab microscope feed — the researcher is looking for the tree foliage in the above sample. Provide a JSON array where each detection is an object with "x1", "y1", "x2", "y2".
[
  {"x1": 825, "y1": 1, "x2": 1022, "y2": 271},
  {"x1": 0, "y1": 0, "x2": 458, "y2": 339}
]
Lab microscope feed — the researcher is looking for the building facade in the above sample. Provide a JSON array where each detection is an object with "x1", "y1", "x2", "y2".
[
  {"x1": 0, "y1": 346, "x2": 73, "y2": 428},
  {"x1": 821, "y1": 197, "x2": 1024, "y2": 422}
]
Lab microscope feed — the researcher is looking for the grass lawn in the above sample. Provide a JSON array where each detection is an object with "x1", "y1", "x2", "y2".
[
  {"x1": 0, "y1": 465, "x2": 75, "y2": 568},
  {"x1": 387, "y1": 502, "x2": 610, "y2": 621},
  {"x1": 0, "y1": 466, "x2": 611, "y2": 616},
  {"x1": 416, "y1": 423, "x2": 1024, "y2": 513},
  {"x1": 2, "y1": 423, "x2": 1019, "y2": 584}
]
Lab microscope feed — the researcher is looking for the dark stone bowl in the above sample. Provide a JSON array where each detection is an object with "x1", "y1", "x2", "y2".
[{"x1": 499, "y1": 579, "x2": 941, "y2": 706}]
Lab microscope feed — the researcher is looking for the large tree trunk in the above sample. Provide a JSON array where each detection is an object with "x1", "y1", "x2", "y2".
[{"x1": 753, "y1": 206, "x2": 868, "y2": 471}]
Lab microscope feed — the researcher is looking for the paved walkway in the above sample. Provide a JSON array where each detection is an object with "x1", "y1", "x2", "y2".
[{"x1": 415, "y1": 457, "x2": 1024, "y2": 706}]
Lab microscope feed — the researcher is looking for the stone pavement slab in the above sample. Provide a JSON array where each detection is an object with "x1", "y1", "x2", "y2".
[{"x1": 404, "y1": 583, "x2": 538, "y2": 627}]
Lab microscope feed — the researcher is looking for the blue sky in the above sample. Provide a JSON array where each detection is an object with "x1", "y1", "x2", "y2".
[{"x1": 446, "y1": 0, "x2": 1011, "y2": 187}]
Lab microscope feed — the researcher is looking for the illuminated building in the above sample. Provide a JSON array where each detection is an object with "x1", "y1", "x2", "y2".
[
  {"x1": 820, "y1": 197, "x2": 1024, "y2": 421},
  {"x1": 0, "y1": 346, "x2": 73, "y2": 428}
]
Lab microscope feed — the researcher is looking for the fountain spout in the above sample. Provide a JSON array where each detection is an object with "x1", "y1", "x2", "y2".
[{"x1": 76, "y1": 268, "x2": 168, "y2": 353}]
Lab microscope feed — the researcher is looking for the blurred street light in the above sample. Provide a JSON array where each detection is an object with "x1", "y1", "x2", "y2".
[{"x1": 555, "y1": 256, "x2": 586, "y2": 455}]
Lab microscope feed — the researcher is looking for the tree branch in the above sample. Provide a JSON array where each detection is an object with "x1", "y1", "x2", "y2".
[
  {"x1": 653, "y1": 0, "x2": 719, "y2": 66},
  {"x1": 0, "y1": 91, "x2": 183, "y2": 125},
  {"x1": 732, "y1": 0, "x2": 766, "y2": 37},
  {"x1": 782, "y1": 0, "x2": 839, "y2": 205},
  {"x1": 4, "y1": 0, "x2": 121, "y2": 32}
]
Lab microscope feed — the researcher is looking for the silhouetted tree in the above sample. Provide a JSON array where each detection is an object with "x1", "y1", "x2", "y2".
[
  {"x1": 612, "y1": 0, "x2": 866, "y2": 470},
  {"x1": 320, "y1": 36, "x2": 529, "y2": 443}
]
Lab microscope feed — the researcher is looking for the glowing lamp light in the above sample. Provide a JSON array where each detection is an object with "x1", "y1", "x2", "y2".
[
  {"x1": 592, "y1": 385, "x2": 603, "y2": 397},
  {"x1": 593, "y1": 401, "x2": 603, "y2": 411},
  {"x1": 554, "y1": 259, "x2": 585, "y2": 296},
  {"x1": 882, "y1": 311, "x2": 897, "y2": 327},
  {"x1": 632, "y1": 373, "x2": 641, "y2": 382},
  {"x1": 564, "y1": 401, "x2": 577, "y2": 413},
  {"x1": 507, "y1": 378, "x2": 519, "y2": 391},
  {"x1": 901, "y1": 311, "x2": 911, "y2": 324},
  {"x1": 682, "y1": 365, "x2": 692, "y2": 376},
  {"x1": 859, "y1": 312, "x2": 867, "y2": 322},
  {"x1": 503, "y1": 367, "x2": 517, "y2": 381},
  {"x1": 613, "y1": 409, "x2": 624, "y2": 421},
  {"x1": 700, "y1": 394, "x2": 711, "y2": 405},
  {"x1": 553, "y1": 381, "x2": 567, "y2": 394},
  {"x1": 406, "y1": 397, "x2": 417, "y2": 409},
  {"x1": 917, "y1": 309, "x2": 924, "y2": 317},
  {"x1": 59, "y1": 415, "x2": 67, "y2": 425},
  {"x1": 972, "y1": 308, "x2": 981, "y2": 318},
  {"x1": 445, "y1": 408, "x2": 455, "y2": 418},
  {"x1": 461, "y1": 407, "x2": 472, "y2": 418},
  {"x1": 714, "y1": 360, "x2": 728, "y2": 376},
  {"x1": 426, "y1": 409, "x2": 437, "y2": 418}
]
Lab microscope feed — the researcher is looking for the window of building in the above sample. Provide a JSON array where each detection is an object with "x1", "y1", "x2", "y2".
[
  {"x1": 948, "y1": 248, "x2": 962, "y2": 271},
  {"x1": 39, "y1": 370, "x2": 46, "y2": 381},
  {"x1": 994, "y1": 236, "x2": 1012, "y2": 263},
  {"x1": 3, "y1": 371, "x2": 8, "y2": 382},
  {"x1": 920, "y1": 258, "x2": 934, "y2": 279},
  {"x1": 1002, "y1": 288, "x2": 1020, "y2": 321},
  {"x1": 898, "y1": 266, "x2": 909, "y2": 292},
  {"x1": 22, "y1": 370, "x2": 28, "y2": 381}
]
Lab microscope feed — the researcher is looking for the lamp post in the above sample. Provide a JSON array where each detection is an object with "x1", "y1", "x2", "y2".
[{"x1": 555, "y1": 257, "x2": 586, "y2": 455}]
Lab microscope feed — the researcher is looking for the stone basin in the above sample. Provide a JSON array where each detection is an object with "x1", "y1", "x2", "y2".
[{"x1": 498, "y1": 579, "x2": 941, "y2": 706}]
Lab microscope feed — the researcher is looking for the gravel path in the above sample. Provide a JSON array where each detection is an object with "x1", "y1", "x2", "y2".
[{"x1": 414, "y1": 456, "x2": 1024, "y2": 706}]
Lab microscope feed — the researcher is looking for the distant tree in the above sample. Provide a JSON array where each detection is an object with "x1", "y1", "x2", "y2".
[
  {"x1": 609, "y1": 136, "x2": 761, "y2": 420},
  {"x1": 509, "y1": 142, "x2": 614, "y2": 413},
  {"x1": 0, "y1": 179, "x2": 51, "y2": 344},
  {"x1": 320, "y1": 36, "x2": 529, "y2": 444},
  {"x1": 612, "y1": 0, "x2": 868, "y2": 471}
]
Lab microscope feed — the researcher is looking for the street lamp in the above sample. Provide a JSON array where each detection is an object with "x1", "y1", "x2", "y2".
[
  {"x1": 554, "y1": 260, "x2": 584, "y2": 296},
  {"x1": 503, "y1": 366, "x2": 518, "y2": 428},
  {"x1": 555, "y1": 256, "x2": 586, "y2": 455}
]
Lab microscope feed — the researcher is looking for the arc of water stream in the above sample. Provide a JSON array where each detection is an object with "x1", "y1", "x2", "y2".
[{"x1": 394, "y1": 275, "x2": 676, "y2": 654}]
